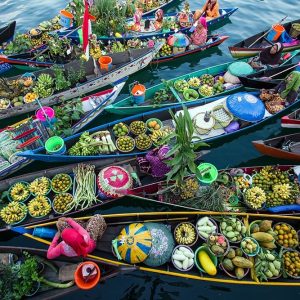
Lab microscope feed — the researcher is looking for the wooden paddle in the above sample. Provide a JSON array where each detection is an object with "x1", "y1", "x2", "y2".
[{"x1": 248, "y1": 16, "x2": 288, "y2": 48}]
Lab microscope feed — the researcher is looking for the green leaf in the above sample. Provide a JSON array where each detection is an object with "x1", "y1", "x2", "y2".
[
  {"x1": 167, "y1": 153, "x2": 183, "y2": 166},
  {"x1": 194, "y1": 141, "x2": 210, "y2": 150},
  {"x1": 165, "y1": 144, "x2": 180, "y2": 158},
  {"x1": 166, "y1": 164, "x2": 181, "y2": 183}
]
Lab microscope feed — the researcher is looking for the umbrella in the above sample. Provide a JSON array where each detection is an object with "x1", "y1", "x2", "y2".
[
  {"x1": 167, "y1": 33, "x2": 190, "y2": 47},
  {"x1": 97, "y1": 166, "x2": 133, "y2": 199},
  {"x1": 226, "y1": 92, "x2": 266, "y2": 122},
  {"x1": 144, "y1": 223, "x2": 175, "y2": 267},
  {"x1": 113, "y1": 223, "x2": 152, "y2": 264}
]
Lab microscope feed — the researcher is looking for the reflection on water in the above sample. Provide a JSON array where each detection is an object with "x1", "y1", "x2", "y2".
[{"x1": 0, "y1": 0, "x2": 299, "y2": 299}]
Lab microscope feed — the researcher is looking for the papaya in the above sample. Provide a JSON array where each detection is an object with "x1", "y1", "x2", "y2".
[
  {"x1": 198, "y1": 250, "x2": 217, "y2": 276},
  {"x1": 259, "y1": 241, "x2": 277, "y2": 250},
  {"x1": 226, "y1": 248, "x2": 235, "y2": 259},
  {"x1": 232, "y1": 257, "x2": 253, "y2": 268},
  {"x1": 222, "y1": 258, "x2": 234, "y2": 271},
  {"x1": 251, "y1": 232, "x2": 274, "y2": 243},
  {"x1": 235, "y1": 267, "x2": 245, "y2": 279},
  {"x1": 259, "y1": 220, "x2": 272, "y2": 232}
]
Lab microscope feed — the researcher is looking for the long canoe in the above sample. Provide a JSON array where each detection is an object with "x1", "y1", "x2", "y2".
[
  {"x1": 281, "y1": 108, "x2": 300, "y2": 128},
  {"x1": 252, "y1": 133, "x2": 300, "y2": 161},
  {"x1": 58, "y1": 8, "x2": 238, "y2": 43},
  {"x1": 0, "y1": 21, "x2": 16, "y2": 45},
  {"x1": 0, "y1": 45, "x2": 161, "y2": 120},
  {"x1": 16, "y1": 211, "x2": 300, "y2": 286},
  {"x1": 105, "y1": 52, "x2": 299, "y2": 116},
  {"x1": 18, "y1": 91, "x2": 300, "y2": 163},
  {"x1": 228, "y1": 19, "x2": 300, "y2": 59},
  {"x1": 0, "y1": 82, "x2": 125, "y2": 180},
  {"x1": 237, "y1": 62, "x2": 299, "y2": 89},
  {"x1": 0, "y1": 35, "x2": 228, "y2": 69},
  {"x1": 0, "y1": 246, "x2": 126, "y2": 300}
]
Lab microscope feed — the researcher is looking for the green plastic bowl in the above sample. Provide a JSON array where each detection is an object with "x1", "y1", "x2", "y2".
[
  {"x1": 8, "y1": 181, "x2": 31, "y2": 203},
  {"x1": 194, "y1": 245, "x2": 218, "y2": 274},
  {"x1": 146, "y1": 118, "x2": 163, "y2": 131},
  {"x1": 51, "y1": 173, "x2": 73, "y2": 194},
  {"x1": 28, "y1": 196, "x2": 52, "y2": 219},
  {"x1": 29, "y1": 177, "x2": 51, "y2": 196}
]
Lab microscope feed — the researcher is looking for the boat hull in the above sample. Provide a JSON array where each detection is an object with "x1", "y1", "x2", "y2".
[
  {"x1": 0, "y1": 21, "x2": 16, "y2": 45},
  {"x1": 281, "y1": 109, "x2": 300, "y2": 128}
]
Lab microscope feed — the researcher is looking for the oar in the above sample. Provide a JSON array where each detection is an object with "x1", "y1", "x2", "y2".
[
  {"x1": 269, "y1": 61, "x2": 300, "y2": 78},
  {"x1": 248, "y1": 16, "x2": 288, "y2": 48}
]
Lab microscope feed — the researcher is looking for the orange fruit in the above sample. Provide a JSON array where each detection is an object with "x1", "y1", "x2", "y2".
[{"x1": 154, "y1": 124, "x2": 160, "y2": 130}]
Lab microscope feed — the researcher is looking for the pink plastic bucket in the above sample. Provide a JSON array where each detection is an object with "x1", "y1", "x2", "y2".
[{"x1": 36, "y1": 107, "x2": 55, "y2": 122}]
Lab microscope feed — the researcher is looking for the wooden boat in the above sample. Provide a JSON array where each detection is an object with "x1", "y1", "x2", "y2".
[
  {"x1": 58, "y1": 8, "x2": 238, "y2": 43},
  {"x1": 228, "y1": 19, "x2": 300, "y2": 59},
  {"x1": 0, "y1": 83, "x2": 125, "y2": 179},
  {"x1": 238, "y1": 62, "x2": 299, "y2": 89},
  {"x1": 281, "y1": 108, "x2": 300, "y2": 128},
  {"x1": 0, "y1": 45, "x2": 161, "y2": 120},
  {"x1": 0, "y1": 246, "x2": 129, "y2": 300},
  {"x1": 0, "y1": 21, "x2": 16, "y2": 45},
  {"x1": 1, "y1": 35, "x2": 229, "y2": 69},
  {"x1": 252, "y1": 133, "x2": 300, "y2": 161},
  {"x1": 105, "y1": 53, "x2": 299, "y2": 116},
  {"x1": 16, "y1": 211, "x2": 300, "y2": 286},
  {"x1": 18, "y1": 91, "x2": 300, "y2": 163},
  {"x1": 133, "y1": 0, "x2": 177, "y2": 17}
]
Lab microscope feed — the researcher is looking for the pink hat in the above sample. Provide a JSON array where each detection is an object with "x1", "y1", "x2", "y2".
[{"x1": 199, "y1": 17, "x2": 207, "y2": 29}]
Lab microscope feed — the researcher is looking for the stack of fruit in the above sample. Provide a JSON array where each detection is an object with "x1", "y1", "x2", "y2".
[
  {"x1": 244, "y1": 186, "x2": 266, "y2": 209},
  {"x1": 33, "y1": 73, "x2": 54, "y2": 99},
  {"x1": 116, "y1": 136, "x2": 135, "y2": 152},
  {"x1": 250, "y1": 220, "x2": 276, "y2": 250},
  {"x1": 174, "y1": 79, "x2": 189, "y2": 92},
  {"x1": 24, "y1": 92, "x2": 38, "y2": 103},
  {"x1": 220, "y1": 217, "x2": 246, "y2": 243},
  {"x1": 135, "y1": 134, "x2": 152, "y2": 150},
  {"x1": 147, "y1": 119, "x2": 161, "y2": 131},
  {"x1": 221, "y1": 247, "x2": 253, "y2": 279},
  {"x1": 196, "y1": 217, "x2": 217, "y2": 239},
  {"x1": 172, "y1": 246, "x2": 194, "y2": 271},
  {"x1": 9, "y1": 182, "x2": 30, "y2": 202},
  {"x1": 129, "y1": 121, "x2": 147, "y2": 135},
  {"x1": 273, "y1": 222, "x2": 298, "y2": 249},
  {"x1": 53, "y1": 193, "x2": 73, "y2": 214},
  {"x1": 113, "y1": 123, "x2": 129, "y2": 137},
  {"x1": 174, "y1": 222, "x2": 197, "y2": 246},
  {"x1": 252, "y1": 166, "x2": 299, "y2": 207},
  {"x1": 207, "y1": 233, "x2": 229, "y2": 257},
  {"x1": 51, "y1": 173, "x2": 72, "y2": 193},
  {"x1": 27, "y1": 195, "x2": 51, "y2": 218},
  {"x1": 199, "y1": 74, "x2": 214, "y2": 86},
  {"x1": 283, "y1": 250, "x2": 300, "y2": 278},
  {"x1": 199, "y1": 84, "x2": 214, "y2": 97},
  {"x1": 0, "y1": 202, "x2": 27, "y2": 225},
  {"x1": 0, "y1": 98, "x2": 10, "y2": 109},
  {"x1": 241, "y1": 237, "x2": 260, "y2": 256},
  {"x1": 188, "y1": 77, "x2": 201, "y2": 89},
  {"x1": 29, "y1": 177, "x2": 51, "y2": 196},
  {"x1": 159, "y1": 44, "x2": 172, "y2": 57}
]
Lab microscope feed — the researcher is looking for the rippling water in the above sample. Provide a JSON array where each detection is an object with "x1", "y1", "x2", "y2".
[{"x1": 0, "y1": 0, "x2": 300, "y2": 299}]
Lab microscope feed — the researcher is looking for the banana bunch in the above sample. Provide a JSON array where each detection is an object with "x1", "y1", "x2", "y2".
[
  {"x1": 37, "y1": 74, "x2": 54, "y2": 87},
  {"x1": 9, "y1": 182, "x2": 30, "y2": 202},
  {"x1": 272, "y1": 183, "x2": 291, "y2": 200},
  {"x1": 0, "y1": 202, "x2": 27, "y2": 224},
  {"x1": 180, "y1": 178, "x2": 199, "y2": 200},
  {"x1": 90, "y1": 45, "x2": 102, "y2": 59},
  {"x1": 33, "y1": 73, "x2": 54, "y2": 99},
  {"x1": 245, "y1": 186, "x2": 266, "y2": 209},
  {"x1": 174, "y1": 223, "x2": 197, "y2": 245},
  {"x1": 28, "y1": 195, "x2": 51, "y2": 218},
  {"x1": 150, "y1": 127, "x2": 173, "y2": 145},
  {"x1": 29, "y1": 177, "x2": 50, "y2": 196}
]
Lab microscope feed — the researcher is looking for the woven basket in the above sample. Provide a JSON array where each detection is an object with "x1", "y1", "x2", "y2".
[
  {"x1": 289, "y1": 23, "x2": 300, "y2": 39},
  {"x1": 212, "y1": 105, "x2": 233, "y2": 128},
  {"x1": 173, "y1": 47, "x2": 186, "y2": 54},
  {"x1": 193, "y1": 112, "x2": 215, "y2": 134}
]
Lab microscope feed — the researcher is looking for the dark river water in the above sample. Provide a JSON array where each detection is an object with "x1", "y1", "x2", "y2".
[{"x1": 0, "y1": 0, "x2": 299, "y2": 299}]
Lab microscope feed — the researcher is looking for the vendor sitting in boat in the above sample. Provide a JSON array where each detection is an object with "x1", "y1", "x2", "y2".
[
  {"x1": 194, "y1": 0, "x2": 220, "y2": 21},
  {"x1": 189, "y1": 17, "x2": 208, "y2": 48},
  {"x1": 249, "y1": 42, "x2": 283, "y2": 70},
  {"x1": 154, "y1": 9, "x2": 164, "y2": 30},
  {"x1": 131, "y1": 6, "x2": 143, "y2": 31},
  {"x1": 47, "y1": 215, "x2": 106, "y2": 259}
]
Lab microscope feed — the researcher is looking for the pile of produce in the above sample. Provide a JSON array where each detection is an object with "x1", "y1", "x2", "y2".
[
  {"x1": 174, "y1": 222, "x2": 197, "y2": 246},
  {"x1": 27, "y1": 195, "x2": 51, "y2": 218},
  {"x1": 244, "y1": 186, "x2": 266, "y2": 209},
  {"x1": 0, "y1": 202, "x2": 27, "y2": 224},
  {"x1": 200, "y1": 74, "x2": 214, "y2": 86},
  {"x1": 251, "y1": 166, "x2": 299, "y2": 207},
  {"x1": 9, "y1": 182, "x2": 30, "y2": 202},
  {"x1": 147, "y1": 119, "x2": 161, "y2": 131},
  {"x1": 179, "y1": 178, "x2": 199, "y2": 200},
  {"x1": 220, "y1": 217, "x2": 246, "y2": 243},
  {"x1": 283, "y1": 250, "x2": 300, "y2": 278},
  {"x1": 199, "y1": 84, "x2": 214, "y2": 97},
  {"x1": 29, "y1": 177, "x2": 51, "y2": 196},
  {"x1": 33, "y1": 73, "x2": 54, "y2": 99},
  {"x1": 68, "y1": 164, "x2": 100, "y2": 210},
  {"x1": 116, "y1": 136, "x2": 135, "y2": 152},
  {"x1": 241, "y1": 237, "x2": 259, "y2": 255},
  {"x1": 196, "y1": 217, "x2": 217, "y2": 239},
  {"x1": 0, "y1": 98, "x2": 10, "y2": 109},
  {"x1": 51, "y1": 173, "x2": 72, "y2": 193},
  {"x1": 149, "y1": 87, "x2": 176, "y2": 106},
  {"x1": 255, "y1": 249, "x2": 281, "y2": 280},
  {"x1": 273, "y1": 222, "x2": 298, "y2": 248},
  {"x1": 68, "y1": 131, "x2": 116, "y2": 156},
  {"x1": 53, "y1": 193, "x2": 73, "y2": 214},
  {"x1": 222, "y1": 247, "x2": 253, "y2": 279},
  {"x1": 174, "y1": 79, "x2": 189, "y2": 92},
  {"x1": 207, "y1": 233, "x2": 229, "y2": 257},
  {"x1": 135, "y1": 134, "x2": 152, "y2": 150},
  {"x1": 159, "y1": 44, "x2": 172, "y2": 57},
  {"x1": 172, "y1": 246, "x2": 194, "y2": 271},
  {"x1": 129, "y1": 121, "x2": 147, "y2": 135},
  {"x1": 188, "y1": 77, "x2": 201, "y2": 89},
  {"x1": 113, "y1": 123, "x2": 129, "y2": 137}
]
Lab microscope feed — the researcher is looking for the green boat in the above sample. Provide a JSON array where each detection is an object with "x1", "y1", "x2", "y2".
[{"x1": 105, "y1": 50, "x2": 300, "y2": 116}]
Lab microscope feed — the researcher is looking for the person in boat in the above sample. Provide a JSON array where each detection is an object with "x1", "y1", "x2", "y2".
[
  {"x1": 274, "y1": 71, "x2": 300, "y2": 105},
  {"x1": 194, "y1": 0, "x2": 220, "y2": 21},
  {"x1": 47, "y1": 215, "x2": 106, "y2": 259},
  {"x1": 249, "y1": 42, "x2": 283, "y2": 70},
  {"x1": 154, "y1": 9, "x2": 164, "y2": 30},
  {"x1": 189, "y1": 17, "x2": 208, "y2": 48},
  {"x1": 131, "y1": 6, "x2": 143, "y2": 31}
]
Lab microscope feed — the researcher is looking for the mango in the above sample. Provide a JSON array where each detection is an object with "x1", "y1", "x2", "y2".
[{"x1": 235, "y1": 267, "x2": 245, "y2": 279}]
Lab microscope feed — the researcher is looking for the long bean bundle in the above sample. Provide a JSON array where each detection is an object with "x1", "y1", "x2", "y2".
[{"x1": 67, "y1": 164, "x2": 101, "y2": 211}]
